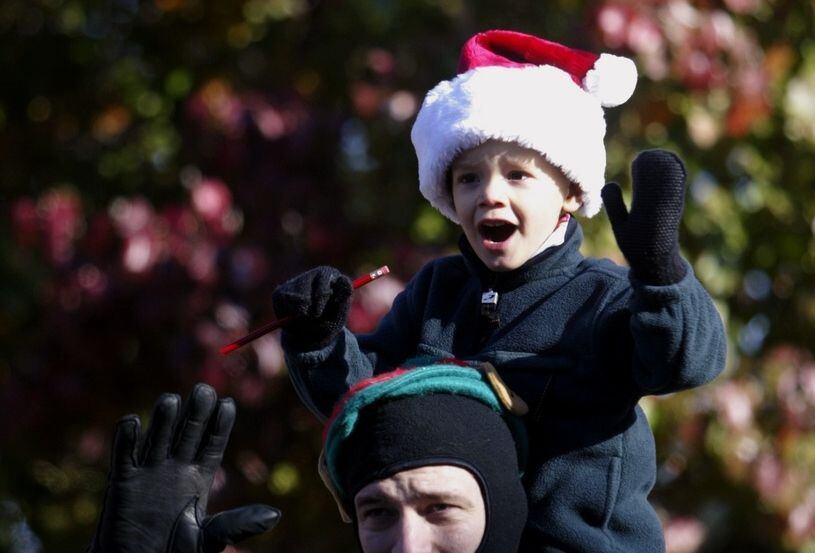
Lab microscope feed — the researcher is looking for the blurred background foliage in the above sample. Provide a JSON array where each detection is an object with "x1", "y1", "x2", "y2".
[{"x1": 1, "y1": 0, "x2": 814, "y2": 551}]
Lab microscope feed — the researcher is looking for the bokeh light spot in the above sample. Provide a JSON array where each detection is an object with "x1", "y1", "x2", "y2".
[{"x1": 268, "y1": 462, "x2": 300, "y2": 495}]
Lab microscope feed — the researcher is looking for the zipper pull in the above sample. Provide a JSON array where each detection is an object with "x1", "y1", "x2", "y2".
[{"x1": 481, "y1": 289, "x2": 499, "y2": 323}]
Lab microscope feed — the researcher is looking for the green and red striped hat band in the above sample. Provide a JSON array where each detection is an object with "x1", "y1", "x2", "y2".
[{"x1": 322, "y1": 362, "x2": 528, "y2": 502}]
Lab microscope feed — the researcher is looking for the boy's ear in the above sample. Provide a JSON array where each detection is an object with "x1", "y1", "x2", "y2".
[{"x1": 562, "y1": 183, "x2": 582, "y2": 214}]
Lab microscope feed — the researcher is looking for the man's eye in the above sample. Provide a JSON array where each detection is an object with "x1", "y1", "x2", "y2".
[
  {"x1": 507, "y1": 170, "x2": 529, "y2": 181},
  {"x1": 424, "y1": 503, "x2": 462, "y2": 520},
  {"x1": 360, "y1": 507, "x2": 397, "y2": 524},
  {"x1": 428, "y1": 503, "x2": 453, "y2": 513}
]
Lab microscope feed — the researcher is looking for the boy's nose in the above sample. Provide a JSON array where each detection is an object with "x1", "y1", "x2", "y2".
[{"x1": 478, "y1": 173, "x2": 509, "y2": 206}]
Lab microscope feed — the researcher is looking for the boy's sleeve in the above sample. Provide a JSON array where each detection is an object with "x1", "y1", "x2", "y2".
[
  {"x1": 596, "y1": 259, "x2": 727, "y2": 396},
  {"x1": 283, "y1": 265, "x2": 427, "y2": 421}
]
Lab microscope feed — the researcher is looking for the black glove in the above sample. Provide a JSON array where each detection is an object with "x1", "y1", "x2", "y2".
[
  {"x1": 87, "y1": 383, "x2": 280, "y2": 553},
  {"x1": 271, "y1": 266, "x2": 353, "y2": 350},
  {"x1": 601, "y1": 149, "x2": 688, "y2": 285}
]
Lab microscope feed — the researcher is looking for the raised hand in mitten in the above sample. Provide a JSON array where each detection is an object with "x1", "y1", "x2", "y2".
[
  {"x1": 601, "y1": 149, "x2": 688, "y2": 285},
  {"x1": 271, "y1": 266, "x2": 353, "y2": 350},
  {"x1": 87, "y1": 384, "x2": 280, "y2": 553}
]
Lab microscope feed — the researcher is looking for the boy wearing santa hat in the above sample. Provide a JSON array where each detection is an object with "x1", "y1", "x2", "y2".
[{"x1": 272, "y1": 30, "x2": 727, "y2": 552}]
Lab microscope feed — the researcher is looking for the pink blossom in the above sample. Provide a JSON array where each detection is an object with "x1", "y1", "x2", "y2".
[
  {"x1": 77, "y1": 428, "x2": 105, "y2": 463},
  {"x1": 109, "y1": 196, "x2": 154, "y2": 237},
  {"x1": 235, "y1": 374, "x2": 268, "y2": 407},
  {"x1": 38, "y1": 188, "x2": 83, "y2": 265},
  {"x1": 11, "y1": 197, "x2": 38, "y2": 247},
  {"x1": 788, "y1": 488, "x2": 815, "y2": 543},
  {"x1": 246, "y1": 94, "x2": 308, "y2": 139},
  {"x1": 122, "y1": 234, "x2": 159, "y2": 274},
  {"x1": 186, "y1": 241, "x2": 217, "y2": 284},
  {"x1": 723, "y1": 0, "x2": 763, "y2": 14},
  {"x1": 754, "y1": 452, "x2": 786, "y2": 502},
  {"x1": 664, "y1": 516, "x2": 707, "y2": 553},
  {"x1": 237, "y1": 450, "x2": 269, "y2": 485},
  {"x1": 367, "y1": 48, "x2": 395, "y2": 76},
  {"x1": 627, "y1": 14, "x2": 663, "y2": 56},
  {"x1": 76, "y1": 263, "x2": 108, "y2": 298},
  {"x1": 597, "y1": 4, "x2": 631, "y2": 49},
  {"x1": 777, "y1": 364, "x2": 815, "y2": 429},
  {"x1": 191, "y1": 178, "x2": 232, "y2": 223},
  {"x1": 347, "y1": 273, "x2": 404, "y2": 333},
  {"x1": 714, "y1": 380, "x2": 755, "y2": 431},
  {"x1": 253, "y1": 333, "x2": 285, "y2": 378},
  {"x1": 186, "y1": 79, "x2": 246, "y2": 136}
]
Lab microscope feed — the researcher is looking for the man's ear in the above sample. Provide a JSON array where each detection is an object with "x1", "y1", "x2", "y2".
[{"x1": 562, "y1": 183, "x2": 582, "y2": 214}]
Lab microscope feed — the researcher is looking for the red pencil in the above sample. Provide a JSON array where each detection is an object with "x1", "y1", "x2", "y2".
[{"x1": 219, "y1": 265, "x2": 390, "y2": 355}]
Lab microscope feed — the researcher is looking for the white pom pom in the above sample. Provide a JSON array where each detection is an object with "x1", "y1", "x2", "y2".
[{"x1": 583, "y1": 53, "x2": 638, "y2": 108}]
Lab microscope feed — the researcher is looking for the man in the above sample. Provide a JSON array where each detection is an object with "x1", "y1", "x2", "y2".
[
  {"x1": 87, "y1": 362, "x2": 528, "y2": 552},
  {"x1": 321, "y1": 362, "x2": 529, "y2": 552}
]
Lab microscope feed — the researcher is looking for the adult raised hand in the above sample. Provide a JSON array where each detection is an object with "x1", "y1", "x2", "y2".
[{"x1": 87, "y1": 383, "x2": 280, "y2": 553}]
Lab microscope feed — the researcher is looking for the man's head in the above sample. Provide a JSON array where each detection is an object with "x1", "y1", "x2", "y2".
[
  {"x1": 451, "y1": 139, "x2": 582, "y2": 271},
  {"x1": 321, "y1": 364, "x2": 529, "y2": 553},
  {"x1": 354, "y1": 464, "x2": 486, "y2": 553},
  {"x1": 411, "y1": 29, "x2": 637, "y2": 226}
]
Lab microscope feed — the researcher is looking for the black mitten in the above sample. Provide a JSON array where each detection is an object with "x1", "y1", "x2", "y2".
[
  {"x1": 87, "y1": 384, "x2": 280, "y2": 553},
  {"x1": 271, "y1": 266, "x2": 353, "y2": 350},
  {"x1": 601, "y1": 149, "x2": 688, "y2": 285}
]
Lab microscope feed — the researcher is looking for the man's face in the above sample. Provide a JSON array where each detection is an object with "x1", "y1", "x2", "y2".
[
  {"x1": 451, "y1": 140, "x2": 581, "y2": 272},
  {"x1": 354, "y1": 465, "x2": 486, "y2": 553}
]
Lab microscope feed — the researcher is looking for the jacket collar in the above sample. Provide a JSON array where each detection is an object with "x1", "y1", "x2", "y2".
[{"x1": 458, "y1": 217, "x2": 584, "y2": 291}]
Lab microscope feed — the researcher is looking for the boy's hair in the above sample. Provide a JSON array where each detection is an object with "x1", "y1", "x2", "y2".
[
  {"x1": 444, "y1": 140, "x2": 585, "y2": 207},
  {"x1": 411, "y1": 30, "x2": 637, "y2": 223}
]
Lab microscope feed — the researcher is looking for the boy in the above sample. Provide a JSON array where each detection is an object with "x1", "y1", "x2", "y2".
[{"x1": 272, "y1": 30, "x2": 727, "y2": 552}]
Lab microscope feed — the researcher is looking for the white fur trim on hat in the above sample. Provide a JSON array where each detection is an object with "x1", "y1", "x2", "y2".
[
  {"x1": 584, "y1": 54, "x2": 638, "y2": 108},
  {"x1": 411, "y1": 65, "x2": 608, "y2": 223}
]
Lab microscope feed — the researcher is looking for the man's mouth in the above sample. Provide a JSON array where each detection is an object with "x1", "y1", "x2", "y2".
[{"x1": 478, "y1": 221, "x2": 517, "y2": 244}]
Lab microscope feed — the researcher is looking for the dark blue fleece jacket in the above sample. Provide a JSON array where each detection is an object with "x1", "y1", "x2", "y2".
[{"x1": 284, "y1": 219, "x2": 727, "y2": 553}]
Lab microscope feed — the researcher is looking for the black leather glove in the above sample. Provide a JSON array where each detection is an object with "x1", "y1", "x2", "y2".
[
  {"x1": 271, "y1": 266, "x2": 353, "y2": 350},
  {"x1": 601, "y1": 149, "x2": 688, "y2": 285},
  {"x1": 87, "y1": 383, "x2": 280, "y2": 553}
]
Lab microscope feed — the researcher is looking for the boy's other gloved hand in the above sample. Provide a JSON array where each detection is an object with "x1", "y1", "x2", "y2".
[
  {"x1": 272, "y1": 266, "x2": 353, "y2": 350},
  {"x1": 601, "y1": 149, "x2": 688, "y2": 286},
  {"x1": 87, "y1": 384, "x2": 281, "y2": 553}
]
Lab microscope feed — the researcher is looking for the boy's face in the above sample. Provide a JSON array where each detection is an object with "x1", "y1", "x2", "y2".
[{"x1": 451, "y1": 140, "x2": 581, "y2": 272}]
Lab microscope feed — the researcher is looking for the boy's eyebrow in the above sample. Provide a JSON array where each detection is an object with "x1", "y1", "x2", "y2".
[
  {"x1": 450, "y1": 159, "x2": 479, "y2": 171},
  {"x1": 499, "y1": 153, "x2": 541, "y2": 165}
]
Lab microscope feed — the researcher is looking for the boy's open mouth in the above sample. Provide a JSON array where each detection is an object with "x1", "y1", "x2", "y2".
[{"x1": 478, "y1": 221, "x2": 517, "y2": 243}]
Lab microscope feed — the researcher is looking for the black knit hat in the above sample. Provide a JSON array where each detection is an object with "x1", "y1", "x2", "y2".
[{"x1": 322, "y1": 364, "x2": 529, "y2": 553}]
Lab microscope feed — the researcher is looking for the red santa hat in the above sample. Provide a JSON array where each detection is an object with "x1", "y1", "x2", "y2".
[{"x1": 410, "y1": 30, "x2": 637, "y2": 222}]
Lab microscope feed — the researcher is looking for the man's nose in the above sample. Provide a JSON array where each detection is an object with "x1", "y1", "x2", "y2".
[{"x1": 392, "y1": 513, "x2": 432, "y2": 553}]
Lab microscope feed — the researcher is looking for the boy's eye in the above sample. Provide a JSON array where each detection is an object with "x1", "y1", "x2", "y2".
[
  {"x1": 456, "y1": 172, "x2": 478, "y2": 185},
  {"x1": 507, "y1": 170, "x2": 530, "y2": 181}
]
